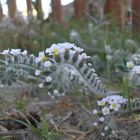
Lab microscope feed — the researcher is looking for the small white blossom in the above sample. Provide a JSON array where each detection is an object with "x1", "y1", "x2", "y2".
[
  {"x1": 127, "y1": 61, "x2": 134, "y2": 69},
  {"x1": 102, "y1": 106, "x2": 110, "y2": 115},
  {"x1": 45, "y1": 42, "x2": 84, "y2": 56},
  {"x1": 104, "y1": 126, "x2": 109, "y2": 131},
  {"x1": 126, "y1": 61, "x2": 134, "y2": 69},
  {"x1": 29, "y1": 54, "x2": 35, "y2": 58},
  {"x1": 22, "y1": 50, "x2": 27, "y2": 55},
  {"x1": 91, "y1": 68, "x2": 95, "y2": 72},
  {"x1": 1, "y1": 49, "x2": 9, "y2": 55},
  {"x1": 112, "y1": 130, "x2": 116, "y2": 134},
  {"x1": 43, "y1": 61, "x2": 52, "y2": 67},
  {"x1": 39, "y1": 83, "x2": 44, "y2": 88},
  {"x1": 88, "y1": 63, "x2": 92, "y2": 66},
  {"x1": 35, "y1": 69, "x2": 41, "y2": 76},
  {"x1": 92, "y1": 109, "x2": 98, "y2": 114},
  {"x1": 97, "y1": 99, "x2": 106, "y2": 106},
  {"x1": 130, "y1": 65, "x2": 140, "y2": 75},
  {"x1": 46, "y1": 76, "x2": 52, "y2": 82},
  {"x1": 128, "y1": 65, "x2": 140, "y2": 85},
  {"x1": 134, "y1": 57, "x2": 138, "y2": 61},
  {"x1": 81, "y1": 53, "x2": 90, "y2": 59},
  {"x1": 104, "y1": 95, "x2": 128, "y2": 104},
  {"x1": 74, "y1": 47, "x2": 84, "y2": 53},
  {"x1": 93, "y1": 122, "x2": 98, "y2": 126},
  {"x1": 101, "y1": 133, "x2": 105, "y2": 137},
  {"x1": 35, "y1": 51, "x2": 46, "y2": 63},
  {"x1": 10, "y1": 49, "x2": 21, "y2": 55},
  {"x1": 109, "y1": 102, "x2": 121, "y2": 111},
  {"x1": 53, "y1": 90, "x2": 59, "y2": 95},
  {"x1": 45, "y1": 43, "x2": 69, "y2": 55},
  {"x1": 99, "y1": 117, "x2": 104, "y2": 122}
]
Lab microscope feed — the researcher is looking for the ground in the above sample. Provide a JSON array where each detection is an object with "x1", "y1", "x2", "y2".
[{"x1": 0, "y1": 88, "x2": 140, "y2": 140}]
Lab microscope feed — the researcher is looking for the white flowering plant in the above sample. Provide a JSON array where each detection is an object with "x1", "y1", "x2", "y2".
[
  {"x1": 92, "y1": 95, "x2": 128, "y2": 137},
  {"x1": 127, "y1": 54, "x2": 140, "y2": 86},
  {"x1": 0, "y1": 42, "x2": 140, "y2": 139},
  {"x1": 0, "y1": 42, "x2": 91, "y2": 98}
]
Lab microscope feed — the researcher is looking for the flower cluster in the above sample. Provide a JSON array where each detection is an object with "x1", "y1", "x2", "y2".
[
  {"x1": 35, "y1": 51, "x2": 47, "y2": 63},
  {"x1": 0, "y1": 48, "x2": 31, "y2": 86},
  {"x1": 127, "y1": 54, "x2": 140, "y2": 86},
  {"x1": 1, "y1": 49, "x2": 27, "y2": 56},
  {"x1": 0, "y1": 43, "x2": 92, "y2": 98},
  {"x1": 34, "y1": 42, "x2": 91, "y2": 97},
  {"x1": 92, "y1": 95, "x2": 128, "y2": 137},
  {"x1": 35, "y1": 42, "x2": 90, "y2": 63},
  {"x1": 45, "y1": 42, "x2": 84, "y2": 55}
]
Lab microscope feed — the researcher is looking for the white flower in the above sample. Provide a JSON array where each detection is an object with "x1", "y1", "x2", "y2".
[
  {"x1": 81, "y1": 53, "x2": 90, "y2": 59},
  {"x1": 130, "y1": 65, "x2": 140, "y2": 75},
  {"x1": 22, "y1": 50, "x2": 27, "y2": 55},
  {"x1": 35, "y1": 51, "x2": 46, "y2": 63},
  {"x1": 45, "y1": 42, "x2": 84, "y2": 56},
  {"x1": 43, "y1": 61, "x2": 52, "y2": 67},
  {"x1": 91, "y1": 68, "x2": 95, "y2": 72},
  {"x1": 53, "y1": 90, "x2": 59, "y2": 95},
  {"x1": 92, "y1": 109, "x2": 98, "y2": 114},
  {"x1": 74, "y1": 47, "x2": 84, "y2": 53},
  {"x1": 97, "y1": 99, "x2": 106, "y2": 106},
  {"x1": 101, "y1": 133, "x2": 105, "y2": 137},
  {"x1": 1, "y1": 49, "x2": 9, "y2": 55},
  {"x1": 112, "y1": 130, "x2": 116, "y2": 134},
  {"x1": 10, "y1": 49, "x2": 21, "y2": 55},
  {"x1": 48, "y1": 92, "x2": 55, "y2": 98},
  {"x1": 104, "y1": 126, "x2": 109, "y2": 131},
  {"x1": 102, "y1": 106, "x2": 110, "y2": 115},
  {"x1": 134, "y1": 57, "x2": 138, "y2": 61},
  {"x1": 109, "y1": 102, "x2": 121, "y2": 111},
  {"x1": 35, "y1": 69, "x2": 41, "y2": 76},
  {"x1": 39, "y1": 83, "x2": 44, "y2": 88},
  {"x1": 46, "y1": 76, "x2": 52, "y2": 82},
  {"x1": 45, "y1": 43, "x2": 67, "y2": 55},
  {"x1": 127, "y1": 61, "x2": 134, "y2": 69},
  {"x1": 93, "y1": 122, "x2": 98, "y2": 126},
  {"x1": 104, "y1": 95, "x2": 128, "y2": 104},
  {"x1": 61, "y1": 42, "x2": 77, "y2": 50},
  {"x1": 29, "y1": 54, "x2": 35, "y2": 58},
  {"x1": 45, "y1": 44, "x2": 61, "y2": 55},
  {"x1": 99, "y1": 117, "x2": 104, "y2": 122},
  {"x1": 88, "y1": 63, "x2": 92, "y2": 66},
  {"x1": 128, "y1": 65, "x2": 140, "y2": 86}
]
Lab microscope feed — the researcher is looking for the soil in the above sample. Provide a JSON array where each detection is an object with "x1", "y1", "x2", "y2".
[{"x1": 0, "y1": 89, "x2": 140, "y2": 140}]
